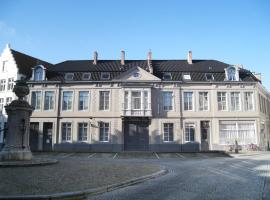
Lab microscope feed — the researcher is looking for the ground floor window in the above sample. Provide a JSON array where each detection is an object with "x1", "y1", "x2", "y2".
[
  {"x1": 163, "y1": 123, "x2": 174, "y2": 142},
  {"x1": 99, "y1": 122, "x2": 109, "y2": 142},
  {"x1": 185, "y1": 123, "x2": 195, "y2": 142},
  {"x1": 219, "y1": 121, "x2": 256, "y2": 145},
  {"x1": 78, "y1": 123, "x2": 88, "y2": 141},
  {"x1": 62, "y1": 123, "x2": 72, "y2": 142}
]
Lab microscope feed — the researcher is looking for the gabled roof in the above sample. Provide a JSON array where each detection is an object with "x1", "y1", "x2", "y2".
[{"x1": 11, "y1": 49, "x2": 52, "y2": 76}]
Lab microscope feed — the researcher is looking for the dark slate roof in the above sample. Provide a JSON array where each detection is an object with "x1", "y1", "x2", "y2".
[
  {"x1": 11, "y1": 49, "x2": 52, "y2": 77},
  {"x1": 45, "y1": 59, "x2": 259, "y2": 82}
]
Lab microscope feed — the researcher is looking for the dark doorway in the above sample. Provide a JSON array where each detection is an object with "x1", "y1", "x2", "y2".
[
  {"x1": 201, "y1": 121, "x2": 210, "y2": 151},
  {"x1": 30, "y1": 122, "x2": 39, "y2": 151},
  {"x1": 124, "y1": 121, "x2": 149, "y2": 151},
  {"x1": 43, "y1": 122, "x2": 53, "y2": 151}
]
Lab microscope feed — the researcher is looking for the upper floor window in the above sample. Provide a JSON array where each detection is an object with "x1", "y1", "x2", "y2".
[
  {"x1": 79, "y1": 91, "x2": 89, "y2": 111},
  {"x1": 99, "y1": 122, "x2": 109, "y2": 142},
  {"x1": 2, "y1": 61, "x2": 7, "y2": 72},
  {"x1": 143, "y1": 91, "x2": 149, "y2": 109},
  {"x1": 82, "y1": 73, "x2": 91, "y2": 80},
  {"x1": 0, "y1": 98, "x2": 4, "y2": 112},
  {"x1": 65, "y1": 73, "x2": 74, "y2": 81},
  {"x1": 44, "y1": 91, "x2": 55, "y2": 111},
  {"x1": 199, "y1": 92, "x2": 209, "y2": 111},
  {"x1": 62, "y1": 123, "x2": 72, "y2": 142},
  {"x1": 0, "y1": 79, "x2": 6, "y2": 91},
  {"x1": 62, "y1": 91, "x2": 73, "y2": 111},
  {"x1": 163, "y1": 123, "x2": 174, "y2": 142},
  {"x1": 34, "y1": 67, "x2": 44, "y2": 81},
  {"x1": 131, "y1": 91, "x2": 141, "y2": 110},
  {"x1": 205, "y1": 73, "x2": 214, "y2": 81},
  {"x1": 185, "y1": 123, "x2": 195, "y2": 142},
  {"x1": 244, "y1": 92, "x2": 254, "y2": 111},
  {"x1": 163, "y1": 72, "x2": 172, "y2": 81},
  {"x1": 217, "y1": 92, "x2": 227, "y2": 111},
  {"x1": 99, "y1": 91, "x2": 110, "y2": 110},
  {"x1": 101, "y1": 72, "x2": 110, "y2": 80},
  {"x1": 78, "y1": 123, "x2": 88, "y2": 141},
  {"x1": 226, "y1": 66, "x2": 239, "y2": 81},
  {"x1": 230, "y1": 92, "x2": 241, "y2": 111},
  {"x1": 7, "y1": 78, "x2": 14, "y2": 91},
  {"x1": 31, "y1": 91, "x2": 41, "y2": 110},
  {"x1": 183, "y1": 92, "x2": 193, "y2": 111},
  {"x1": 163, "y1": 91, "x2": 173, "y2": 111},
  {"x1": 183, "y1": 73, "x2": 191, "y2": 81}
]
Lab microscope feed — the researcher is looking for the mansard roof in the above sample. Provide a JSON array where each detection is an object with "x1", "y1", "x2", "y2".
[
  {"x1": 45, "y1": 59, "x2": 258, "y2": 82},
  {"x1": 11, "y1": 49, "x2": 52, "y2": 77}
]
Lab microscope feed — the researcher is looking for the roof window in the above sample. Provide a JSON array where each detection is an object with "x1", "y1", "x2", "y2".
[
  {"x1": 182, "y1": 73, "x2": 191, "y2": 81},
  {"x1": 163, "y1": 72, "x2": 172, "y2": 81},
  {"x1": 205, "y1": 73, "x2": 214, "y2": 81},
  {"x1": 101, "y1": 72, "x2": 110, "y2": 80},
  {"x1": 82, "y1": 73, "x2": 91, "y2": 80},
  {"x1": 65, "y1": 73, "x2": 74, "y2": 81}
]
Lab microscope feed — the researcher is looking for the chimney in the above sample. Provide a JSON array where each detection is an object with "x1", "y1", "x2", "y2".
[
  {"x1": 147, "y1": 50, "x2": 153, "y2": 74},
  {"x1": 93, "y1": 51, "x2": 98, "y2": 65},
  {"x1": 187, "y1": 51, "x2": 192, "y2": 64},
  {"x1": 121, "y1": 50, "x2": 125, "y2": 65}
]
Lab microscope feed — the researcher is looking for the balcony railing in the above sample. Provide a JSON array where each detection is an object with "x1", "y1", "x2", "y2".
[{"x1": 122, "y1": 103, "x2": 152, "y2": 117}]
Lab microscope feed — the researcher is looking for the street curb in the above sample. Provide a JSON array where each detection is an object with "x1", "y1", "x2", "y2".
[{"x1": 0, "y1": 168, "x2": 168, "y2": 200}]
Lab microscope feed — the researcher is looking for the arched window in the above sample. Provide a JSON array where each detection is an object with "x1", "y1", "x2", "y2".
[
  {"x1": 227, "y1": 67, "x2": 236, "y2": 81},
  {"x1": 34, "y1": 67, "x2": 43, "y2": 81}
]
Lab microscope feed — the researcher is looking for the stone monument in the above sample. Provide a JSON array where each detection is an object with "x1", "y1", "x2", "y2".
[{"x1": 0, "y1": 80, "x2": 34, "y2": 161}]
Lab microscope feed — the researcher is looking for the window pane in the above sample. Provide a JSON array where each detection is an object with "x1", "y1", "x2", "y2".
[
  {"x1": 99, "y1": 122, "x2": 109, "y2": 141},
  {"x1": 231, "y1": 92, "x2": 240, "y2": 111},
  {"x1": 62, "y1": 91, "x2": 73, "y2": 111},
  {"x1": 131, "y1": 91, "x2": 141, "y2": 109},
  {"x1": 199, "y1": 92, "x2": 208, "y2": 111},
  {"x1": 44, "y1": 91, "x2": 54, "y2": 110},
  {"x1": 217, "y1": 92, "x2": 227, "y2": 111},
  {"x1": 31, "y1": 91, "x2": 41, "y2": 110},
  {"x1": 62, "y1": 123, "x2": 71, "y2": 141},
  {"x1": 185, "y1": 123, "x2": 195, "y2": 142},
  {"x1": 163, "y1": 92, "x2": 173, "y2": 110},
  {"x1": 99, "y1": 91, "x2": 110, "y2": 110},
  {"x1": 78, "y1": 123, "x2": 88, "y2": 141},
  {"x1": 79, "y1": 91, "x2": 89, "y2": 110},
  {"x1": 184, "y1": 92, "x2": 193, "y2": 111}
]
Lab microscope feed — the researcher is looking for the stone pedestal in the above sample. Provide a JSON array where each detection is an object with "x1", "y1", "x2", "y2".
[{"x1": 0, "y1": 81, "x2": 34, "y2": 161}]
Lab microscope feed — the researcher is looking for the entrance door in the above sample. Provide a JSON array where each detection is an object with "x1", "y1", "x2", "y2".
[
  {"x1": 201, "y1": 121, "x2": 210, "y2": 151},
  {"x1": 30, "y1": 122, "x2": 39, "y2": 151},
  {"x1": 124, "y1": 122, "x2": 149, "y2": 151},
  {"x1": 43, "y1": 123, "x2": 53, "y2": 151}
]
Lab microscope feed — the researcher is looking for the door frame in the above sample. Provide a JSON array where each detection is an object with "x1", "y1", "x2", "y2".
[{"x1": 200, "y1": 120, "x2": 211, "y2": 151}]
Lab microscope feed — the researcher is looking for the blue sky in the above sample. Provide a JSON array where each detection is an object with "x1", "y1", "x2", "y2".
[{"x1": 0, "y1": 0, "x2": 270, "y2": 88}]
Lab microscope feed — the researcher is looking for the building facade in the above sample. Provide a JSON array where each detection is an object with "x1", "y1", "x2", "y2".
[{"x1": 25, "y1": 50, "x2": 270, "y2": 152}]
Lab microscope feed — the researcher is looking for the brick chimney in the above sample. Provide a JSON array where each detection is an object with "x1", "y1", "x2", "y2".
[
  {"x1": 93, "y1": 51, "x2": 98, "y2": 65},
  {"x1": 121, "y1": 50, "x2": 125, "y2": 65},
  {"x1": 147, "y1": 50, "x2": 153, "y2": 74},
  {"x1": 187, "y1": 51, "x2": 192, "y2": 64}
]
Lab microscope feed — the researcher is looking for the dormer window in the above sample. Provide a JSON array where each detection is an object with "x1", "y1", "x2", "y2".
[
  {"x1": 132, "y1": 72, "x2": 140, "y2": 78},
  {"x1": 33, "y1": 65, "x2": 45, "y2": 81},
  {"x1": 65, "y1": 73, "x2": 74, "y2": 81},
  {"x1": 82, "y1": 73, "x2": 91, "y2": 80},
  {"x1": 183, "y1": 73, "x2": 191, "y2": 81},
  {"x1": 163, "y1": 72, "x2": 172, "y2": 81},
  {"x1": 101, "y1": 72, "x2": 110, "y2": 80},
  {"x1": 226, "y1": 65, "x2": 239, "y2": 81},
  {"x1": 205, "y1": 73, "x2": 214, "y2": 81}
]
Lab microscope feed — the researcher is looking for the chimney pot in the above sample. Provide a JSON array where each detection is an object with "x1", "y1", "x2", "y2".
[
  {"x1": 147, "y1": 50, "x2": 153, "y2": 74},
  {"x1": 121, "y1": 50, "x2": 125, "y2": 65},
  {"x1": 93, "y1": 51, "x2": 98, "y2": 65},
  {"x1": 187, "y1": 51, "x2": 192, "y2": 64}
]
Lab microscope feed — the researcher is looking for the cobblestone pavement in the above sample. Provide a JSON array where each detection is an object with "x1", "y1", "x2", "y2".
[{"x1": 88, "y1": 152, "x2": 270, "y2": 200}]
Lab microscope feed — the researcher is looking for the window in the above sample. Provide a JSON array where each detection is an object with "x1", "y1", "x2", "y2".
[
  {"x1": 7, "y1": 78, "x2": 14, "y2": 90},
  {"x1": 185, "y1": 123, "x2": 195, "y2": 142},
  {"x1": 0, "y1": 79, "x2": 6, "y2": 91},
  {"x1": 163, "y1": 73, "x2": 172, "y2": 81},
  {"x1": 143, "y1": 91, "x2": 149, "y2": 109},
  {"x1": 164, "y1": 123, "x2": 174, "y2": 142},
  {"x1": 31, "y1": 91, "x2": 41, "y2": 110},
  {"x1": 217, "y1": 92, "x2": 227, "y2": 111},
  {"x1": 219, "y1": 121, "x2": 256, "y2": 145},
  {"x1": 184, "y1": 92, "x2": 193, "y2": 111},
  {"x1": 2, "y1": 61, "x2": 7, "y2": 72},
  {"x1": 244, "y1": 92, "x2": 254, "y2": 111},
  {"x1": 79, "y1": 91, "x2": 89, "y2": 111},
  {"x1": 199, "y1": 92, "x2": 209, "y2": 111},
  {"x1": 34, "y1": 67, "x2": 44, "y2": 81},
  {"x1": 78, "y1": 123, "x2": 88, "y2": 141},
  {"x1": 62, "y1": 91, "x2": 73, "y2": 111},
  {"x1": 101, "y1": 72, "x2": 110, "y2": 80},
  {"x1": 133, "y1": 72, "x2": 140, "y2": 78},
  {"x1": 0, "y1": 98, "x2": 3, "y2": 112},
  {"x1": 230, "y1": 92, "x2": 241, "y2": 111},
  {"x1": 131, "y1": 91, "x2": 141, "y2": 110},
  {"x1": 65, "y1": 73, "x2": 74, "y2": 81},
  {"x1": 44, "y1": 91, "x2": 55, "y2": 110},
  {"x1": 6, "y1": 97, "x2": 12, "y2": 105},
  {"x1": 124, "y1": 91, "x2": 129, "y2": 109},
  {"x1": 163, "y1": 91, "x2": 173, "y2": 110},
  {"x1": 82, "y1": 73, "x2": 91, "y2": 80},
  {"x1": 227, "y1": 67, "x2": 236, "y2": 81},
  {"x1": 62, "y1": 123, "x2": 72, "y2": 142},
  {"x1": 183, "y1": 73, "x2": 191, "y2": 81},
  {"x1": 99, "y1": 122, "x2": 109, "y2": 142},
  {"x1": 99, "y1": 91, "x2": 110, "y2": 110},
  {"x1": 205, "y1": 73, "x2": 214, "y2": 81}
]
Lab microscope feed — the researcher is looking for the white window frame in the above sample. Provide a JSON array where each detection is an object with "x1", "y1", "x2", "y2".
[
  {"x1": 0, "y1": 98, "x2": 4, "y2": 112},
  {"x1": 78, "y1": 122, "x2": 88, "y2": 142},
  {"x1": 78, "y1": 91, "x2": 90, "y2": 111},
  {"x1": 230, "y1": 92, "x2": 241, "y2": 111},
  {"x1": 61, "y1": 122, "x2": 72, "y2": 142},
  {"x1": 44, "y1": 91, "x2": 55, "y2": 111},
  {"x1": 198, "y1": 91, "x2": 209, "y2": 111},
  {"x1": 163, "y1": 91, "x2": 173, "y2": 111},
  {"x1": 99, "y1": 91, "x2": 110, "y2": 111},
  {"x1": 99, "y1": 122, "x2": 109, "y2": 142},
  {"x1": 184, "y1": 122, "x2": 195, "y2": 142},
  {"x1": 0, "y1": 79, "x2": 6, "y2": 91},
  {"x1": 183, "y1": 73, "x2": 191, "y2": 81},
  {"x1": 217, "y1": 92, "x2": 228, "y2": 111},
  {"x1": 7, "y1": 78, "x2": 14, "y2": 91},
  {"x1": 62, "y1": 91, "x2": 73, "y2": 111},
  {"x1": 31, "y1": 91, "x2": 42, "y2": 111},
  {"x1": 244, "y1": 91, "x2": 254, "y2": 111},
  {"x1": 183, "y1": 91, "x2": 194, "y2": 111},
  {"x1": 163, "y1": 123, "x2": 174, "y2": 142}
]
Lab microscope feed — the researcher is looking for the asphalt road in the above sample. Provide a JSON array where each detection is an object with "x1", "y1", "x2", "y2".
[{"x1": 89, "y1": 153, "x2": 270, "y2": 200}]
